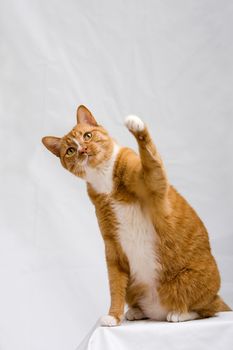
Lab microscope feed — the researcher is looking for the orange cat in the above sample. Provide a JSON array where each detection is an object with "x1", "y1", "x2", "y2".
[{"x1": 42, "y1": 105, "x2": 231, "y2": 326}]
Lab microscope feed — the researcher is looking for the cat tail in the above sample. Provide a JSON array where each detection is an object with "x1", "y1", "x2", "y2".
[
  {"x1": 198, "y1": 295, "x2": 231, "y2": 318},
  {"x1": 217, "y1": 296, "x2": 232, "y2": 312}
]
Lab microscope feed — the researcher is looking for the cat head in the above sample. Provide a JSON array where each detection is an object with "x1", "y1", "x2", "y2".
[{"x1": 42, "y1": 105, "x2": 115, "y2": 178}]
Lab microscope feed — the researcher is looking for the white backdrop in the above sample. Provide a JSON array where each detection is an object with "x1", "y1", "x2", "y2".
[{"x1": 0, "y1": 1, "x2": 233, "y2": 349}]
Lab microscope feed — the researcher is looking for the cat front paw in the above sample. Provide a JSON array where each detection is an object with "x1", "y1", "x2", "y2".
[
  {"x1": 125, "y1": 115, "x2": 145, "y2": 133},
  {"x1": 99, "y1": 315, "x2": 121, "y2": 327}
]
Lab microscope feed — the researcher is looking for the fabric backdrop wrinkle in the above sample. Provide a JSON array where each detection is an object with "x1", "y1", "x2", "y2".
[{"x1": 0, "y1": 1, "x2": 232, "y2": 349}]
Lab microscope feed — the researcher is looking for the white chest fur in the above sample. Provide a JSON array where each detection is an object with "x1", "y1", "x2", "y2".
[
  {"x1": 112, "y1": 202, "x2": 159, "y2": 284},
  {"x1": 112, "y1": 201, "x2": 167, "y2": 320}
]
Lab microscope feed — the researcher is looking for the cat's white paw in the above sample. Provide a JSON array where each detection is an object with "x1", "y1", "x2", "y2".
[
  {"x1": 99, "y1": 315, "x2": 119, "y2": 327},
  {"x1": 167, "y1": 311, "x2": 199, "y2": 322},
  {"x1": 125, "y1": 308, "x2": 146, "y2": 321},
  {"x1": 125, "y1": 115, "x2": 145, "y2": 133}
]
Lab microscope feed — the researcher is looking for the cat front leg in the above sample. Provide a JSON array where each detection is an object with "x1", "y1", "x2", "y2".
[
  {"x1": 125, "y1": 115, "x2": 168, "y2": 199},
  {"x1": 100, "y1": 240, "x2": 129, "y2": 327}
]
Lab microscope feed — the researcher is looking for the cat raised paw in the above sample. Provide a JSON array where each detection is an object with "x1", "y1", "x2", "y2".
[
  {"x1": 99, "y1": 315, "x2": 119, "y2": 327},
  {"x1": 125, "y1": 115, "x2": 145, "y2": 133}
]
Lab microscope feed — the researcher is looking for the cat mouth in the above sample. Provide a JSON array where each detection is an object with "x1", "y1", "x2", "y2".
[
  {"x1": 78, "y1": 153, "x2": 92, "y2": 158},
  {"x1": 78, "y1": 153, "x2": 94, "y2": 165}
]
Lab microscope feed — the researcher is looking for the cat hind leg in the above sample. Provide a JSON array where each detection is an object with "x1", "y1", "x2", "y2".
[
  {"x1": 125, "y1": 307, "x2": 147, "y2": 321},
  {"x1": 167, "y1": 311, "x2": 199, "y2": 322}
]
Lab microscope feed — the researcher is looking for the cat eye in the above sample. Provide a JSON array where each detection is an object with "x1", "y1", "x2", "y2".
[
  {"x1": 66, "y1": 147, "x2": 76, "y2": 157},
  {"x1": 83, "y1": 132, "x2": 92, "y2": 141}
]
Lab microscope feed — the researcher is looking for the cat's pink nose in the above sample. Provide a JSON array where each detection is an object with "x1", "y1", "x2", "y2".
[{"x1": 79, "y1": 146, "x2": 88, "y2": 154}]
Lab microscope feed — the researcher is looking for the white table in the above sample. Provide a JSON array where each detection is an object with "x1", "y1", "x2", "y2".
[{"x1": 77, "y1": 312, "x2": 233, "y2": 350}]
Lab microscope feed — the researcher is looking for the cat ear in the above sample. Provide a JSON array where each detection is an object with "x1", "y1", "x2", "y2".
[
  {"x1": 42, "y1": 136, "x2": 61, "y2": 157},
  {"x1": 76, "y1": 105, "x2": 98, "y2": 126}
]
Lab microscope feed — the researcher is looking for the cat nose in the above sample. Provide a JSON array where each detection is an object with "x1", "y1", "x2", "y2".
[{"x1": 79, "y1": 146, "x2": 87, "y2": 154}]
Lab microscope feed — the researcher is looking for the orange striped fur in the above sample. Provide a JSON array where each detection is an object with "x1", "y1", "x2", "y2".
[{"x1": 42, "y1": 105, "x2": 231, "y2": 326}]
